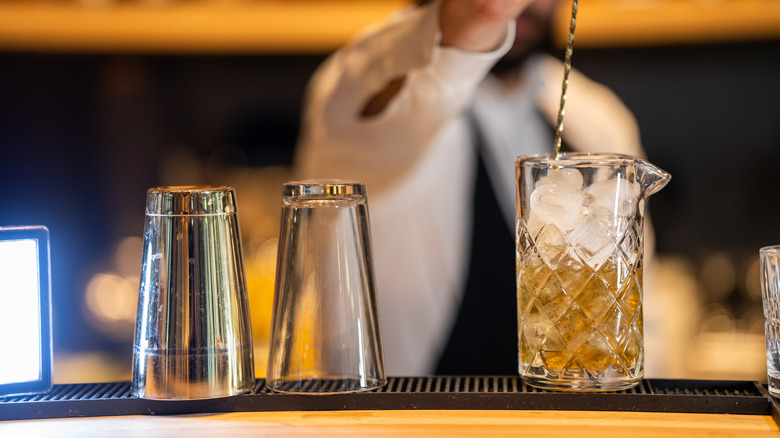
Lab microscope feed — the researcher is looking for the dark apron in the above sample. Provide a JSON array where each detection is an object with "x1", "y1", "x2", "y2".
[{"x1": 434, "y1": 115, "x2": 519, "y2": 376}]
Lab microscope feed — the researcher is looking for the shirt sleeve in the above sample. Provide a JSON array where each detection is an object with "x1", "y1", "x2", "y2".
[
  {"x1": 294, "y1": 0, "x2": 515, "y2": 194},
  {"x1": 533, "y1": 55, "x2": 644, "y2": 158}
]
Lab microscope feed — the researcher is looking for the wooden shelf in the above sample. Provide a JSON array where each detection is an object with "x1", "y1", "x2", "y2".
[
  {"x1": 554, "y1": 0, "x2": 780, "y2": 48},
  {"x1": 0, "y1": 0, "x2": 778, "y2": 54},
  {"x1": 0, "y1": 1, "x2": 410, "y2": 54}
]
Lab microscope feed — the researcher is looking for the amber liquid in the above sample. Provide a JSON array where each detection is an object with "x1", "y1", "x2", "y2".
[{"x1": 517, "y1": 249, "x2": 643, "y2": 390}]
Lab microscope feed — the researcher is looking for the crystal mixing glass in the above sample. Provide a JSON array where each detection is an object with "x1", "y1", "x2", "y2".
[{"x1": 516, "y1": 153, "x2": 669, "y2": 391}]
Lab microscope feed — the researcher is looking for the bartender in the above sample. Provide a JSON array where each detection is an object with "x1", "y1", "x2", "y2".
[{"x1": 293, "y1": 0, "x2": 644, "y2": 375}]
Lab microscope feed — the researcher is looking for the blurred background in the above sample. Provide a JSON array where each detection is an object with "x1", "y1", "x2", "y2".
[{"x1": 0, "y1": 0, "x2": 779, "y2": 384}]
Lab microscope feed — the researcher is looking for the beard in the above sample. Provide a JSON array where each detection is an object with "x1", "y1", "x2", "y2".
[{"x1": 491, "y1": 10, "x2": 556, "y2": 75}]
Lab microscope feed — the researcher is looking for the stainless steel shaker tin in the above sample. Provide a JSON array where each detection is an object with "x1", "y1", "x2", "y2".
[{"x1": 132, "y1": 186, "x2": 255, "y2": 400}]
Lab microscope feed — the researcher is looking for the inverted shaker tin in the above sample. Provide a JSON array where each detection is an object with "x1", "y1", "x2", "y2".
[{"x1": 131, "y1": 186, "x2": 255, "y2": 399}]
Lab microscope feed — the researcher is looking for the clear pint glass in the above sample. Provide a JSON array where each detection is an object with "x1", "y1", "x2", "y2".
[
  {"x1": 516, "y1": 153, "x2": 669, "y2": 391},
  {"x1": 761, "y1": 245, "x2": 780, "y2": 398},
  {"x1": 266, "y1": 181, "x2": 386, "y2": 394}
]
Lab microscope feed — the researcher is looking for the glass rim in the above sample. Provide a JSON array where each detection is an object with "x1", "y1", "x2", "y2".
[
  {"x1": 283, "y1": 180, "x2": 366, "y2": 198},
  {"x1": 515, "y1": 152, "x2": 644, "y2": 167},
  {"x1": 760, "y1": 245, "x2": 780, "y2": 256}
]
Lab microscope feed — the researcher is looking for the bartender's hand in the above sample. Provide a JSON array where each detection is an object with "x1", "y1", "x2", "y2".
[
  {"x1": 440, "y1": 0, "x2": 531, "y2": 52},
  {"x1": 362, "y1": 0, "x2": 529, "y2": 117}
]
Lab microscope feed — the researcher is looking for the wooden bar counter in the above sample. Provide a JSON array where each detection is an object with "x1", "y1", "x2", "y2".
[
  {"x1": 2, "y1": 377, "x2": 779, "y2": 436},
  {"x1": 1, "y1": 409, "x2": 779, "y2": 437}
]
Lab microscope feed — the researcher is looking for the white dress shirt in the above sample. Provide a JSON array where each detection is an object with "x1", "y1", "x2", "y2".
[{"x1": 294, "y1": 0, "x2": 643, "y2": 375}]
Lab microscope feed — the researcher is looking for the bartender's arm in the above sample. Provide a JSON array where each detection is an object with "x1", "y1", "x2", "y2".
[
  {"x1": 362, "y1": 0, "x2": 530, "y2": 117},
  {"x1": 295, "y1": 0, "x2": 527, "y2": 192}
]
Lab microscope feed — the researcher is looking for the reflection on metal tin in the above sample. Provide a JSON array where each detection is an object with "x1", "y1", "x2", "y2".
[{"x1": 132, "y1": 186, "x2": 254, "y2": 400}]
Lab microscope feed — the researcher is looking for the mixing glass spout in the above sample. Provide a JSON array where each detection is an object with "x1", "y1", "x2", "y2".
[{"x1": 636, "y1": 159, "x2": 671, "y2": 197}]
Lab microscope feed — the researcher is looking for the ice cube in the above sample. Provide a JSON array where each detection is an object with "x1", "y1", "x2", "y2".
[
  {"x1": 525, "y1": 210, "x2": 545, "y2": 238},
  {"x1": 534, "y1": 224, "x2": 568, "y2": 269},
  {"x1": 537, "y1": 168, "x2": 584, "y2": 190},
  {"x1": 570, "y1": 207, "x2": 616, "y2": 269},
  {"x1": 586, "y1": 178, "x2": 641, "y2": 216},
  {"x1": 530, "y1": 184, "x2": 592, "y2": 231}
]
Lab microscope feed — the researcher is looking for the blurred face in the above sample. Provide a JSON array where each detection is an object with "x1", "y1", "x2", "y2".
[{"x1": 493, "y1": 0, "x2": 558, "y2": 73}]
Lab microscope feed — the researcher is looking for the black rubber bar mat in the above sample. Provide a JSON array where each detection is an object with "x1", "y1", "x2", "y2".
[{"x1": 0, "y1": 377, "x2": 774, "y2": 422}]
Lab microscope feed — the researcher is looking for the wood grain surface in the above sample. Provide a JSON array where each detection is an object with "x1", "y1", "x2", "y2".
[{"x1": 2, "y1": 409, "x2": 778, "y2": 437}]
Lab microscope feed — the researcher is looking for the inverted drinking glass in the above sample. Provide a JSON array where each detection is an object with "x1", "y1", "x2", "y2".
[
  {"x1": 761, "y1": 245, "x2": 780, "y2": 398},
  {"x1": 266, "y1": 180, "x2": 386, "y2": 394}
]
